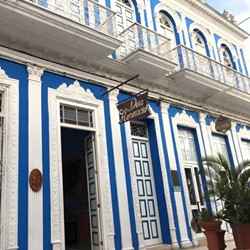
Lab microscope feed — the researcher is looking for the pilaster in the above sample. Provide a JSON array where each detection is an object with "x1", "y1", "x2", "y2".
[
  {"x1": 27, "y1": 64, "x2": 44, "y2": 250},
  {"x1": 231, "y1": 122, "x2": 243, "y2": 164},
  {"x1": 160, "y1": 102, "x2": 179, "y2": 249},
  {"x1": 107, "y1": 89, "x2": 134, "y2": 250}
]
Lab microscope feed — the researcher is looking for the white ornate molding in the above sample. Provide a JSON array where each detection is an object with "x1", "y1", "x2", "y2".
[
  {"x1": 108, "y1": 88, "x2": 119, "y2": 102},
  {"x1": 217, "y1": 38, "x2": 238, "y2": 62},
  {"x1": 27, "y1": 64, "x2": 44, "y2": 82},
  {"x1": 27, "y1": 63, "x2": 44, "y2": 250},
  {"x1": 136, "y1": 0, "x2": 145, "y2": 13},
  {"x1": 173, "y1": 110, "x2": 196, "y2": 127},
  {"x1": 199, "y1": 112, "x2": 207, "y2": 123},
  {"x1": 49, "y1": 80, "x2": 114, "y2": 249},
  {"x1": 57, "y1": 80, "x2": 94, "y2": 98},
  {"x1": 0, "y1": 68, "x2": 19, "y2": 250},
  {"x1": 189, "y1": 23, "x2": 212, "y2": 46},
  {"x1": 238, "y1": 126, "x2": 250, "y2": 139},
  {"x1": 160, "y1": 101, "x2": 170, "y2": 114},
  {"x1": 154, "y1": 3, "x2": 182, "y2": 33},
  {"x1": 124, "y1": 122, "x2": 145, "y2": 249}
]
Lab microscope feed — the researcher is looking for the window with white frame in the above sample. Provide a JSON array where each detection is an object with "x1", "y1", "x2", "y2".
[
  {"x1": 242, "y1": 140, "x2": 250, "y2": 161},
  {"x1": 159, "y1": 14, "x2": 176, "y2": 49},
  {"x1": 116, "y1": 0, "x2": 134, "y2": 33},
  {"x1": 193, "y1": 32, "x2": 206, "y2": 55},
  {"x1": 60, "y1": 104, "x2": 94, "y2": 128},
  {"x1": 178, "y1": 128, "x2": 198, "y2": 162},
  {"x1": 212, "y1": 134, "x2": 230, "y2": 162},
  {"x1": 178, "y1": 127, "x2": 204, "y2": 233},
  {"x1": 221, "y1": 46, "x2": 232, "y2": 68}
]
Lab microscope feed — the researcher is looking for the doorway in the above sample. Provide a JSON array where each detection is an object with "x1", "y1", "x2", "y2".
[{"x1": 61, "y1": 127, "x2": 100, "y2": 250}]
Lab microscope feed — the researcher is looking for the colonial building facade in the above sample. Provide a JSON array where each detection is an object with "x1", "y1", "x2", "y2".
[{"x1": 0, "y1": 0, "x2": 249, "y2": 249}]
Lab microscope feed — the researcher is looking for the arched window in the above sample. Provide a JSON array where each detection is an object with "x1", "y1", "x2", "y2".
[
  {"x1": 116, "y1": 0, "x2": 134, "y2": 33},
  {"x1": 159, "y1": 14, "x2": 176, "y2": 48},
  {"x1": 221, "y1": 47, "x2": 232, "y2": 68},
  {"x1": 192, "y1": 32, "x2": 206, "y2": 55}
]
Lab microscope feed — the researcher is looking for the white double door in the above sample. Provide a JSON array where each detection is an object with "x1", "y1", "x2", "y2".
[{"x1": 132, "y1": 139, "x2": 162, "y2": 246}]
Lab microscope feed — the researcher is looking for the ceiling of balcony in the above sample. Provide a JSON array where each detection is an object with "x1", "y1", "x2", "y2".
[
  {"x1": 0, "y1": 0, "x2": 122, "y2": 67},
  {"x1": 169, "y1": 69, "x2": 250, "y2": 119}
]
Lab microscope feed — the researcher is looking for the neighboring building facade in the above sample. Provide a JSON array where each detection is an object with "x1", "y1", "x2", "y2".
[{"x1": 0, "y1": 0, "x2": 249, "y2": 249}]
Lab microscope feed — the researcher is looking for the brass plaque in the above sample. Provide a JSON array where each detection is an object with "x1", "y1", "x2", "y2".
[{"x1": 29, "y1": 168, "x2": 43, "y2": 192}]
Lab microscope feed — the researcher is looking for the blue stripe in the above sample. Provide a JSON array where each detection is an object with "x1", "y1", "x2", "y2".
[
  {"x1": 41, "y1": 72, "x2": 52, "y2": 250},
  {"x1": 103, "y1": 94, "x2": 121, "y2": 249},
  {"x1": 120, "y1": 122, "x2": 138, "y2": 249},
  {"x1": 0, "y1": 58, "x2": 29, "y2": 250}
]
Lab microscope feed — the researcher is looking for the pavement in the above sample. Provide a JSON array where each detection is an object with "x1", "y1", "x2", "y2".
[{"x1": 193, "y1": 239, "x2": 235, "y2": 249}]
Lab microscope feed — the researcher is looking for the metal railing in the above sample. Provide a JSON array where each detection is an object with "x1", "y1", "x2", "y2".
[
  {"x1": 31, "y1": 0, "x2": 118, "y2": 37},
  {"x1": 172, "y1": 45, "x2": 250, "y2": 93},
  {"x1": 116, "y1": 23, "x2": 173, "y2": 61}
]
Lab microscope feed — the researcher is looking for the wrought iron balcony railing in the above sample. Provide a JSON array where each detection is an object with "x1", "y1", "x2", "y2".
[
  {"x1": 30, "y1": 0, "x2": 118, "y2": 37},
  {"x1": 116, "y1": 23, "x2": 173, "y2": 61},
  {"x1": 172, "y1": 45, "x2": 250, "y2": 93}
]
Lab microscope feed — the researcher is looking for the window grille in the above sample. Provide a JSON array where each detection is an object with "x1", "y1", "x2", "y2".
[
  {"x1": 0, "y1": 92, "x2": 5, "y2": 242},
  {"x1": 60, "y1": 104, "x2": 94, "y2": 128},
  {"x1": 130, "y1": 122, "x2": 148, "y2": 138}
]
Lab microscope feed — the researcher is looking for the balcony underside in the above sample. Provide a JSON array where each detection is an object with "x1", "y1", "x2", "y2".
[
  {"x1": 170, "y1": 69, "x2": 250, "y2": 118},
  {"x1": 0, "y1": 0, "x2": 121, "y2": 66},
  {"x1": 121, "y1": 49, "x2": 177, "y2": 80}
]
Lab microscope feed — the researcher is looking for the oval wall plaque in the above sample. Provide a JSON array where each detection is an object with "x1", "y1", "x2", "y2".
[{"x1": 29, "y1": 168, "x2": 43, "y2": 192}]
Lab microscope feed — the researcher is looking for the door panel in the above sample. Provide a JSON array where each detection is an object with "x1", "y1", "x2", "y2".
[
  {"x1": 132, "y1": 140, "x2": 162, "y2": 245},
  {"x1": 85, "y1": 133, "x2": 101, "y2": 250}
]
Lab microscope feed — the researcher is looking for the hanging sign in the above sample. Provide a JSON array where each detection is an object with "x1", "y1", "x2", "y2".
[
  {"x1": 117, "y1": 92, "x2": 150, "y2": 124},
  {"x1": 215, "y1": 116, "x2": 231, "y2": 133}
]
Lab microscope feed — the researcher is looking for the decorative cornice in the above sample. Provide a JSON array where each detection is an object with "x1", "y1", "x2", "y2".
[
  {"x1": 217, "y1": 38, "x2": 238, "y2": 61},
  {"x1": 239, "y1": 126, "x2": 250, "y2": 139},
  {"x1": 199, "y1": 112, "x2": 207, "y2": 123},
  {"x1": 137, "y1": 0, "x2": 145, "y2": 13},
  {"x1": 27, "y1": 64, "x2": 44, "y2": 81},
  {"x1": 189, "y1": 23, "x2": 212, "y2": 45},
  {"x1": 160, "y1": 101, "x2": 170, "y2": 113},
  {"x1": 154, "y1": 3, "x2": 182, "y2": 33},
  {"x1": 182, "y1": 0, "x2": 249, "y2": 40},
  {"x1": 108, "y1": 88, "x2": 119, "y2": 102},
  {"x1": 173, "y1": 110, "x2": 196, "y2": 126},
  {"x1": 57, "y1": 80, "x2": 95, "y2": 98}
]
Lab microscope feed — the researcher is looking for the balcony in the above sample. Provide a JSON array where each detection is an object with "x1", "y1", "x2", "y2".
[
  {"x1": 0, "y1": 0, "x2": 122, "y2": 65},
  {"x1": 169, "y1": 45, "x2": 250, "y2": 117},
  {"x1": 116, "y1": 23, "x2": 177, "y2": 80}
]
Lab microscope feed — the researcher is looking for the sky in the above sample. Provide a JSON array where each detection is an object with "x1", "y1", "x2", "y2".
[{"x1": 206, "y1": 0, "x2": 250, "y2": 72}]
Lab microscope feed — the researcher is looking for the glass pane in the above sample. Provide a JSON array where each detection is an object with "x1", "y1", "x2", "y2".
[
  {"x1": 185, "y1": 168, "x2": 197, "y2": 205},
  {"x1": 195, "y1": 168, "x2": 204, "y2": 205}
]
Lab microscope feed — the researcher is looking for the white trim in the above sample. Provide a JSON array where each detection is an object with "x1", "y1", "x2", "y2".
[
  {"x1": 171, "y1": 110, "x2": 206, "y2": 247},
  {"x1": 0, "y1": 68, "x2": 19, "y2": 250},
  {"x1": 154, "y1": 3, "x2": 182, "y2": 34},
  {"x1": 27, "y1": 64, "x2": 44, "y2": 250},
  {"x1": 107, "y1": 89, "x2": 133, "y2": 250},
  {"x1": 207, "y1": 121, "x2": 238, "y2": 167},
  {"x1": 237, "y1": 126, "x2": 250, "y2": 162},
  {"x1": 49, "y1": 80, "x2": 114, "y2": 250}
]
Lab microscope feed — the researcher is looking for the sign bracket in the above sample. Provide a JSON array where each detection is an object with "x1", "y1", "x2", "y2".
[{"x1": 102, "y1": 74, "x2": 139, "y2": 96}]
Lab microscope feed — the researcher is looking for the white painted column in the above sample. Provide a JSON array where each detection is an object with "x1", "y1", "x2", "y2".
[
  {"x1": 108, "y1": 89, "x2": 133, "y2": 250},
  {"x1": 27, "y1": 65, "x2": 44, "y2": 250},
  {"x1": 181, "y1": 14, "x2": 189, "y2": 47},
  {"x1": 145, "y1": 0, "x2": 153, "y2": 29},
  {"x1": 231, "y1": 122, "x2": 243, "y2": 164},
  {"x1": 160, "y1": 103, "x2": 193, "y2": 248},
  {"x1": 199, "y1": 113, "x2": 212, "y2": 156},
  {"x1": 160, "y1": 102, "x2": 179, "y2": 249}
]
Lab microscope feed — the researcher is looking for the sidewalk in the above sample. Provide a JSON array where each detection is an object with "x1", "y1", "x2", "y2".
[{"x1": 193, "y1": 239, "x2": 235, "y2": 249}]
